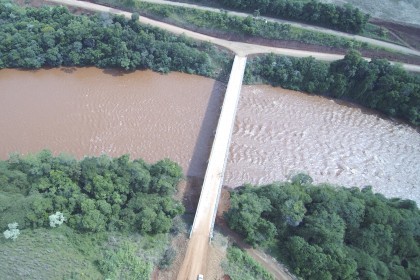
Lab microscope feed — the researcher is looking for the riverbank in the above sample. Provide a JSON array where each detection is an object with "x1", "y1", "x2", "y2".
[{"x1": 1, "y1": 67, "x2": 418, "y2": 203}]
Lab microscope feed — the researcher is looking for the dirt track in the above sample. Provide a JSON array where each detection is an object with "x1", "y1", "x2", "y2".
[
  {"x1": 47, "y1": 0, "x2": 420, "y2": 72},
  {"x1": 40, "y1": 1, "x2": 420, "y2": 278},
  {"x1": 177, "y1": 56, "x2": 247, "y2": 280},
  {"x1": 138, "y1": 0, "x2": 420, "y2": 56}
]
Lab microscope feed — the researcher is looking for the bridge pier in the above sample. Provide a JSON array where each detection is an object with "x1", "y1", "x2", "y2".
[{"x1": 177, "y1": 56, "x2": 247, "y2": 279}]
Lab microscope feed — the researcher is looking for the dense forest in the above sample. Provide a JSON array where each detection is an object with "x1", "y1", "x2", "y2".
[
  {"x1": 213, "y1": 0, "x2": 369, "y2": 33},
  {"x1": 225, "y1": 175, "x2": 420, "y2": 279},
  {"x1": 0, "y1": 151, "x2": 184, "y2": 279},
  {"x1": 245, "y1": 51, "x2": 420, "y2": 126},
  {"x1": 0, "y1": 1, "x2": 231, "y2": 77},
  {"x1": 0, "y1": 150, "x2": 184, "y2": 234}
]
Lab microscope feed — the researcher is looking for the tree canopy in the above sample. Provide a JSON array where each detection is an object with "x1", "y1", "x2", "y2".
[
  {"x1": 0, "y1": 1, "x2": 231, "y2": 77},
  {"x1": 214, "y1": 0, "x2": 369, "y2": 33},
  {"x1": 0, "y1": 150, "x2": 184, "y2": 235},
  {"x1": 245, "y1": 51, "x2": 420, "y2": 126},
  {"x1": 225, "y1": 177, "x2": 420, "y2": 279}
]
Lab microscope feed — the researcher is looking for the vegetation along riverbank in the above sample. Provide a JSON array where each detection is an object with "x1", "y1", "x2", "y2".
[
  {"x1": 245, "y1": 51, "x2": 420, "y2": 126},
  {"x1": 3, "y1": 1, "x2": 419, "y2": 126},
  {"x1": 181, "y1": 0, "x2": 370, "y2": 34},
  {"x1": 0, "y1": 1, "x2": 233, "y2": 79},
  {"x1": 1, "y1": 0, "x2": 419, "y2": 278},
  {"x1": 225, "y1": 174, "x2": 420, "y2": 279},
  {"x1": 84, "y1": 0, "x2": 419, "y2": 64},
  {"x1": 0, "y1": 150, "x2": 185, "y2": 279}
]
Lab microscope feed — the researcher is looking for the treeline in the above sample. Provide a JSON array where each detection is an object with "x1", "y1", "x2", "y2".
[
  {"x1": 0, "y1": 2, "x2": 231, "y2": 76},
  {"x1": 225, "y1": 174, "x2": 420, "y2": 279},
  {"x1": 245, "y1": 51, "x2": 420, "y2": 126},
  {"x1": 0, "y1": 150, "x2": 184, "y2": 234},
  {"x1": 139, "y1": 2, "x2": 373, "y2": 51},
  {"x1": 214, "y1": 0, "x2": 369, "y2": 33}
]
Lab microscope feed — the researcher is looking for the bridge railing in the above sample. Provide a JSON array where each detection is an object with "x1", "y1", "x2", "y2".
[
  {"x1": 209, "y1": 57, "x2": 247, "y2": 240},
  {"x1": 189, "y1": 55, "x2": 247, "y2": 239}
]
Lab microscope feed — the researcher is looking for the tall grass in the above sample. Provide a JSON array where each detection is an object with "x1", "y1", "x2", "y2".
[
  {"x1": 102, "y1": 0, "x2": 392, "y2": 52},
  {"x1": 0, "y1": 227, "x2": 103, "y2": 280},
  {"x1": 0, "y1": 225, "x2": 176, "y2": 279},
  {"x1": 222, "y1": 246, "x2": 275, "y2": 280}
]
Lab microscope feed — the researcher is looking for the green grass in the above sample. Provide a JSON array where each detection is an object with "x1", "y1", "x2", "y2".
[
  {"x1": 97, "y1": 241, "x2": 152, "y2": 280},
  {"x1": 319, "y1": 0, "x2": 419, "y2": 26},
  {"x1": 138, "y1": 2, "x2": 391, "y2": 50},
  {"x1": 98, "y1": 0, "x2": 395, "y2": 53},
  {"x1": 0, "y1": 226, "x2": 103, "y2": 280},
  {"x1": 361, "y1": 23, "x2": 401, "y2": 45},
  {"x1": 222, "y1": 246, "x2": 275, "y2": 280},
  {"x1": 0, "y1": 225, "x2": 175, "y2": 280}
]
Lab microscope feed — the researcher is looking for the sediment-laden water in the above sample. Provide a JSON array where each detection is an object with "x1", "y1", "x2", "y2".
[
  {"x1": 0, "y1": 68, "x2": 224, "y2": 178},
  {"x1": 1, "y1": 69, "x2": 418, "y2": 202},
  {"x1": 225, "y1": 86, "x2": 420, "y2": 203}
]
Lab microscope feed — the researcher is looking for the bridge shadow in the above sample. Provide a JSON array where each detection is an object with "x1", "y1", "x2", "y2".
[
  {"x1": 186, "y1": 80, "x2": 226, "y2": 178},
  {"x1": 184, "y1": 80, "x2": 227, "y2": 207}
]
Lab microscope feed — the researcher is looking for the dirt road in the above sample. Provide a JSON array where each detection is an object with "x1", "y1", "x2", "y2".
[
  {"x1": 46, "y1": 0, "x2": 420, "y2": 72},
  {"x1": 177, "y1": 56, "x2": 247, "y2": 280},
  {"x1": 40, "y1": 2, "x2": 420, "y2": 278},
  {"x1": 139, "y1": 0, "x2": 420, "y2": 56}
]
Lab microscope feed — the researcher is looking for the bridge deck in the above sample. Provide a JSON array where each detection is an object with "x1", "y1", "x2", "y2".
[{"x1": 177, "y1": 56, "x2": 247, "y2": 280}]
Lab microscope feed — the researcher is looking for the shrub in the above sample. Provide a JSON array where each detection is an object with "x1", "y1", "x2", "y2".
[
  {"x1": 131, "y1": 12, "x2": 139, "y2": 21},
  {"x1": 3, "y1": 222, "x2": 20, "y2": 241},
  {"x1": 158, "y1": 247, "x2": 176, "y2": 269},
  {"x1": 49, "y1": 212, "x2": 66, "y2": 228},
  {"x1": 223, "y1": 246, "x2": 274, "y2": 280}
]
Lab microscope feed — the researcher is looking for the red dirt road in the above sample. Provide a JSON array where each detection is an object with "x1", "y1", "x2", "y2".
[
  {"x1": 38, "y1": 1, "x2": 420, "y2": 278},
  {"x1": 177, "y1": 56, "x2": 247, "y2": 280},
  {"x1": 47, "y1": 0, "x2": 420, "y2": 72},
  {"x1": 177, "y1": 231, "x2": 209, "y2": 279}
]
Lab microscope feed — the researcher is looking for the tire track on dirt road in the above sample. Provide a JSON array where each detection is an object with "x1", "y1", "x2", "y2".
[
  {"x1": 47, "y1": 0, "x2": 420, "y2": 72},
  {"x1": 139, "y1": 0, "x2": 420, "y2": 56}
]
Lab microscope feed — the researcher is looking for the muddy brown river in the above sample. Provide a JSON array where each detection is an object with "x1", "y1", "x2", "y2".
[
  {"x1": 226, "y1": 86, "x2": 420, "y2": 203},
  {"x1": 0, "y1": 69, "x2": 419, "y2": 202},
  {"x1": 0, "y1": 68, "x2": 224, "y2": 178}
]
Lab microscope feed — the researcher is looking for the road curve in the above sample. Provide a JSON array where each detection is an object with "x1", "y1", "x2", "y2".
[
  {"x1": 40, "y1": 1, "x2": 418, "y2": 278},
  {"x1": 46, "y1": 0, "x2": 420, "y2": 72},
  {"x1": 139, "y1": 0, "x2": 420, "y2": 57}
]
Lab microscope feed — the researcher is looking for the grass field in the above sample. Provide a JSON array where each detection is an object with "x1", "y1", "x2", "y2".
[
  {"x1": 165, "y1": 0, "x2": 419, "y2": 26},
  {"x1": 0, "y1": 225, "x2": 172, "y2": 280},
  {"x1": 319, "y1": 0, "x2": 419, "y2": 26},
  {"x1": 0, "y1": 227, "x2": 103, "y2": 280}
]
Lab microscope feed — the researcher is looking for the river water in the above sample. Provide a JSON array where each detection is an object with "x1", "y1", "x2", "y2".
[
  {"x1": 0, "y1": 69, "x2": 419, "y2": 202},
  {"x1": 225, "y1": 86, "x2": 420, "y2": 203},
  {"x1": 0, "y1": 68, "x2": 224, "y2": 178}
]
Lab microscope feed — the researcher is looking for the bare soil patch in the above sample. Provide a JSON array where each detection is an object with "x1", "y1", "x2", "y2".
[
  {"x1": 17, "y1": 0, "x2": 92, "y2": 15},
  {"x1": 155, "y1": 182, "x2": 293, "y2": 280},
  {"x1": 154, "y1": 177, "x2": 203, "y2": 279},
  {"x1": 140, "y1": 14, "x2": 420, "y2": 65},
  {"x1": 154, "y1": 233, "x2": 189, "y2": 280},
  {"x1": 372, "y1": 19, "x2": 420, "y2": 51},
  {"x1": 200, "y1": 28, "x2": 420, "y2": 65},
  {"x1": 205, "y1": 235, "x2": 228, "y2": 279}
]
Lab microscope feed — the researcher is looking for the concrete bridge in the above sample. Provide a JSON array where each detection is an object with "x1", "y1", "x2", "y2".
[
  {"x1": 177, "y1": 56, "x2": 247, "y2": 280},
  {"x1": 48, "y1": 0, "x2": 420, "y2": 73},
  {"x1": 40, "y1": 1, "x2": 420, "y2": 278}
]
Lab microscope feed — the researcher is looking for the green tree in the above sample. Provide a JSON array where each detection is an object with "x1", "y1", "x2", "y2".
[
  {"x1": 225, "y1": 191, "x2": 276, "y2": 246},
  {"x1": 286, "y1": 236, "x2": 332, "y2": 280}
]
